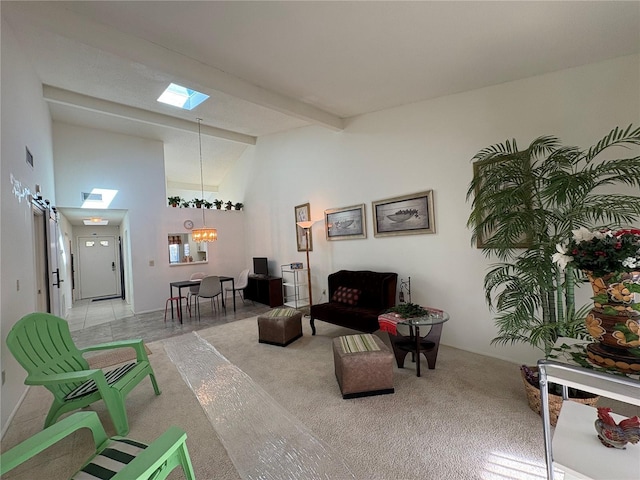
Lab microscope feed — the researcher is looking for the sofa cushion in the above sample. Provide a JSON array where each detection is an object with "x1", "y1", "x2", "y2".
[
  {"x1": 310, "y1": 302, "x2": 382, "y2": 333},
  {"x1": 332, "y1": 286, "x2": 361, "y2": 306}
]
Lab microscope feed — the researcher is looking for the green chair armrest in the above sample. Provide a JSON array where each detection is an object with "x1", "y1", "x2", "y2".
[
  {"x1": 80, "y1": 339, "x2": 149, "y2": 362},
  {"x1": 0, "y1": 412, "x2": 108, "y2": 475},
  {"x1": 112, "y1": 426, "x2": 188, "y2": 479},
  {"x1": 25, "y1": 369, "x2": 103, "y2": 386}
]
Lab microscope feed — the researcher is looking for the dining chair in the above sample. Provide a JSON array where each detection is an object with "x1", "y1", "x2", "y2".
[
  {"x1": 225, "y1": 268, "x2": 250, "y2": 305},
  {"x1": 195, "y1": 275, "x2": 223, "y2": 320},
  {"x1": 6, "y1": 312, "x2": 161, "y2": 436},
  {"x1": 0, "y1": 411, "x2": 195, "y2": 480},
  {"x1": 187, "y1": 271, "x2": 207, "y2": 316}
]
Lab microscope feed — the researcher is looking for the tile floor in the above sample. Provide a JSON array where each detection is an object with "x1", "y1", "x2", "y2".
[{"x1": 66, "y1": 295, "x2": 272, "y2": 349}]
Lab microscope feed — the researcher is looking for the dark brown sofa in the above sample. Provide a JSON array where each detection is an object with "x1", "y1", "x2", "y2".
[{"x1": 309, "y1": 270, "x2": 398, "y2": 335}]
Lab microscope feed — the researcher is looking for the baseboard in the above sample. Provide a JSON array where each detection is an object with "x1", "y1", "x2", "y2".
[{"x1": 1, "y1": 385, "x2": 30, "y2": 439}]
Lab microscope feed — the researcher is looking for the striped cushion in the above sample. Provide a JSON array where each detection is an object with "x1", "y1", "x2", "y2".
[
  {"x1": 339, "y1": 334, "x2": 381, "y2": 353},
  {"x1": 266, "y1": 308, "x2": 298, "y2": 318},
  {"x1": 65, "y1": 363, "x2": 137, "y2": 401},
  {"x1": 72, "y1": 438, "x2": 148, "y2": 479}
]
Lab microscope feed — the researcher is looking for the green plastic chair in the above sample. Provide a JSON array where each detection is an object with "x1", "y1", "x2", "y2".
[
  {"x1": 6, "y1": 312, "x2": 161, "y2": 436},
  {"x1": 0, "y1": 411, "x2": 195, "y2": 479}
]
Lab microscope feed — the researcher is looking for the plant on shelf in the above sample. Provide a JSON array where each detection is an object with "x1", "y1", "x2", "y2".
[
  {"x1": 224, "y1": 201, "x2": 233, "y2": 210},
  {"x1": 180, "y1": 199, "x2": 191, "y2": 208},
  {"x1": 213, "y1": 199, "x2": 223, "y2": 209},
  {"x1": 466, "y1": 124, "x2": 640, "y2": 357},
  {"x1": 202, "y1": 200, "x2": 213, "y2": 209},
  {"x1": 385, "y1": 302, "x2": 429, "y2": 318},
  {"x1": 168, "y1": 196, "x2": 183, "y2": 207},
  {"x1": 234, "y1": 202, "x2": 244, "y2": 211},
  {"x1": 555, "y1": 227, "x2": 640, "y2": 279},
  {"x1": 192, "y1": 198, "x2": 206, "y2": 208}
]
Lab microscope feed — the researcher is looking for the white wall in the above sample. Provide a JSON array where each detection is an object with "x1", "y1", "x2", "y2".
[
  {"x1": 0, "y1": 18, "x2": 56, "y2": 433},
  {"x1": 222, "y1": 54, "x2": 640, "y2": 366},
  {"x1": 53, "y1": 123, "x2": 248, "y2": 313}
]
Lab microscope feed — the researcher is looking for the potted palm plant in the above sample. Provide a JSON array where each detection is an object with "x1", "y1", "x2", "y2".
[
  {"x1": 167, "y1": 196, "x2": 182, "y2": 207},
  {"x1": 466, "y1": 125, "x2": 640, "y2": 422}
]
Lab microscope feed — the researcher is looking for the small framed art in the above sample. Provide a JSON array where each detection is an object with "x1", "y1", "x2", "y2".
[
  {"x1": 325, "y1": 204, "x2": 366, "y2": 241},
  {"x1": 294, "y1": 203, "x2": 313, "y2": 251}
]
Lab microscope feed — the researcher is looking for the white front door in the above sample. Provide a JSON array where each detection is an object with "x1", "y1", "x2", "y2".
[{"x1": 78, "y1": 235, "x2": 118, "y2": 299}]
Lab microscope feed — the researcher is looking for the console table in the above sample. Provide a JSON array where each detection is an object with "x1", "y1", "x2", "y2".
[
  {"x1": 378, "y1": 308, "x2": 449, "y2": 377},
  {"x1": 246, "y1": 275, "x2": 283, "y2": 307}
]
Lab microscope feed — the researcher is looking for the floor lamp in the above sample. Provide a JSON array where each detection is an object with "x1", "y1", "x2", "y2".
[{"x1": 296, "y1": 221, "x2": 314, "y2": 308}]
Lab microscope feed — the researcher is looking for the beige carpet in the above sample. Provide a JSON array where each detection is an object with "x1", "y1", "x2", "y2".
[{"x1": 3, "y1": 317, "x2": 638, "y2": 479}]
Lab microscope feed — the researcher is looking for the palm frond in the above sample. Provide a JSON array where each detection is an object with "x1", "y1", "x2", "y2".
[{"x1": 583, "y1": 124, "x2": 640, "y2": 163}]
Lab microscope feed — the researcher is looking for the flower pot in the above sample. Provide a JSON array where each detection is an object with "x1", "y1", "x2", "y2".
[
  {"x1": 520, "y1": 366, "x2": 599, "y2": 427},
  {"x1": 584, "y1": 272, "x2": 640, "y2": 372}
]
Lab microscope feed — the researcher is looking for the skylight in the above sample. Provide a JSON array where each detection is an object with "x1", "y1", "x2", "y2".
[
  {"x1": 157, "y1": 83, "x2": 209, "y2": 110},
  {"x1": 81, "y1": 188, "x2": 118, "y2": 209}
]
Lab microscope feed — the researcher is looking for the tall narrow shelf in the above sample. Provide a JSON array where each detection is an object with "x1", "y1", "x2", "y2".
[
  {"x1": 538, "y1": 348, "x2": 640, "y2": 480},
  {"x1": 281, "y1": 265, "x2": 309, "y2": 309}
]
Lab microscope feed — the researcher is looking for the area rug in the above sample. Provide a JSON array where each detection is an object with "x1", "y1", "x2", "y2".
[
  {"x1": 194, "y1": 317, "x2": 552, "y2": 479},
  {"x1": 86, "y1": 343, "x2": 152, "y2": 369}
]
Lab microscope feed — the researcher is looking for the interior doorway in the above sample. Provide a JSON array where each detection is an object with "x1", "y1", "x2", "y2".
[
  {"x1": 32, "y1": 200, "x2": 63, "y2": 315},
  {"x1": 32, "y1": 204, "x2": 48, "y2": 312}
]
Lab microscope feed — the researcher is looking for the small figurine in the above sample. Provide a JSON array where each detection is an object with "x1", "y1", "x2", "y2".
[{"x1": 594, "y1": 407, "x2": 640, "y2": 449}]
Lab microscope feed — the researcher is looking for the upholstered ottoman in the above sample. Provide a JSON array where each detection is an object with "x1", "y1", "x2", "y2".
[
  {"x1": 258, "y1": 308, "x2": 303, "y2": 346},
  {"x1": 332, "y1": 334, "x2": 394, "y2": 399}
]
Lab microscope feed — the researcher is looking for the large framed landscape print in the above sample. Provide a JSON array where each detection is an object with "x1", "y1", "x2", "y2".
[
  {"x1": 325, "y1": 204, "x2": 367, "y2": 241},
  {"x1": 372, "y1": 190, "x2": 435, "y2": 237}
]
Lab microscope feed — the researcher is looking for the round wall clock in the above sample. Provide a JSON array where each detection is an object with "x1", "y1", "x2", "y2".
[{"x1": 183, "y1": 220, "x2": 194, "y2": 230}]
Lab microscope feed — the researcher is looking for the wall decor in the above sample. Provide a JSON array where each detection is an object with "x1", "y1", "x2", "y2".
[
  {"x1": 325, "y1": 204, "x2": 367, "y2": 240},
  {"x1": 294, "y1": 203, "x2": 313, "y2": 252},
  {"x1": 372, "y1": 190, "x2": 435, "y2": 237}
]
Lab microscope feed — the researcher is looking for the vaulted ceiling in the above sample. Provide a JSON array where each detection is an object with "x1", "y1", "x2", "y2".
[{"x1": 4, "y1": 1, "x2": 639, "y2": 194}]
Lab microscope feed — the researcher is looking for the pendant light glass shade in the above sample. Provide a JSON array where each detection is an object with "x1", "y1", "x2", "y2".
[
  {"x1": 194, "y1": 118, "x2": 217, "y2": 243},
  {"x1": 192, "y1": 227, "x2": 217, "y2": 242}
]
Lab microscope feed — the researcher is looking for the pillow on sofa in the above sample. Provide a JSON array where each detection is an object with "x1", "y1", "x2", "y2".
[{"x1": 332, "y1": 286, "x2": 361, "y2": 306}]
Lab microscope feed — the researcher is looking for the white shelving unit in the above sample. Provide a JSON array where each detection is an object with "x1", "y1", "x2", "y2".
[
  {"x1": 281, "y1": 264, "x2": 309, "y2": 309},
  {"x1": 538, "y1": 355, "x2": 640, "y2": 480}
]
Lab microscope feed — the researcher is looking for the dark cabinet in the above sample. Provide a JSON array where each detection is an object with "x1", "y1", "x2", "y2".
[{"x1": 246, "y1": 275, "x2": 283, "y2": 307}]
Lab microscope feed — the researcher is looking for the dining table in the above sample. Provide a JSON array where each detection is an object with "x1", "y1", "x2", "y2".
[{"x1": 169, "y1": 276, "x2": 236, "y2": 323}]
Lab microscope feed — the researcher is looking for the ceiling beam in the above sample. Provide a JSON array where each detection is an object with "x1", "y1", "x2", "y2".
[
  {"x1": 43, "y1": 85, "x2": 257, "y2": 145},
  {"x1": 10, "y1": 3, "x2": 344, "y2": 131}
]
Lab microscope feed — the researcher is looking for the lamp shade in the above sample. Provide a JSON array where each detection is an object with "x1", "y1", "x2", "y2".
[{"x1": 296, "y1": 221, "x2": 314, "y2": 229}]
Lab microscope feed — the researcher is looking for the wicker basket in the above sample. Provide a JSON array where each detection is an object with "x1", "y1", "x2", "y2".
[{"x1": 521, "y1": 366, "x2": 599, "y2": 426}]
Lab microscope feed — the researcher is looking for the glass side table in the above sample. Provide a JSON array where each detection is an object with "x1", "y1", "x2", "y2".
[{"x1": 378, "y1": 308, "x2": 449, "y2": 377}]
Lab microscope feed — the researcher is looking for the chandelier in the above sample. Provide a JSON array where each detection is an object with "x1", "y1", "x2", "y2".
[{"x1": 191, "y1": 118, "x2": 218, "y2": 242}]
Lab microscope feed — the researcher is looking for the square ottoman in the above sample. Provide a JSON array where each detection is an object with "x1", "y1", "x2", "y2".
[
  {"x1": 332, "y1": 333, "x2": 394, "y2": 399},
  {"x1": 258, "y1": 308, "x2": 303, "y2": 346}
]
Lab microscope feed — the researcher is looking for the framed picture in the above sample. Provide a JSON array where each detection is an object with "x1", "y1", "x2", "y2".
[
  {"x1": 294, "y1": 203, "x2": 313, "y2": 252},
  {"x1": 472, "y1": 156, "x2": 530, "y2": 249},
  {"x1": 372, "y1": 190, "x2": 435, "y2": 237},
  {"x1": 325, "y1": 204, "x2": 367, "y2": 241}
]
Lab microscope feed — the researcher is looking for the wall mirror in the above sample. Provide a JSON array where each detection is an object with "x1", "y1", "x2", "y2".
[{"x1": 168, "y1": 233, "x2": 208, "y2": 265}]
